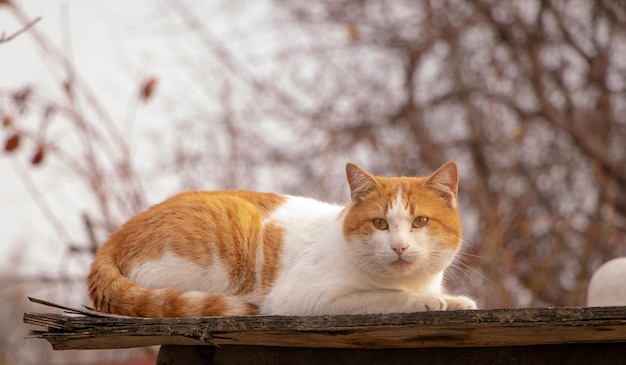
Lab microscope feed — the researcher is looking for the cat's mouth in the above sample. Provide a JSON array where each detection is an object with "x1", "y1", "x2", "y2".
[{"x1": 390, "y1": 257, "x2": 414, "y2": 267}]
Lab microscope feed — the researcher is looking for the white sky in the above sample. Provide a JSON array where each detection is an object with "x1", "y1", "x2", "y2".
[
  {"x1": 0, "y1": 0, "x2": 299, "y2": 278},
  {"x1": 0, "y1": 1, "x2": 192, "y2": 275}
]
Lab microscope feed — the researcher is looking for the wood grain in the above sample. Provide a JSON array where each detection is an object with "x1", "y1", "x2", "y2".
[{"x1": 23, "y1": 299, "x2": 626, "y2": 351}]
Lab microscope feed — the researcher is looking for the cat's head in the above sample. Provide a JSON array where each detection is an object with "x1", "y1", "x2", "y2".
[{"x1": 342, "y1": 162, "x2": 462, "y2": 281}]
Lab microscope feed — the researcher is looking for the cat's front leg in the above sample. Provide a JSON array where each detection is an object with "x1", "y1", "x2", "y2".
[
  {"x1": 292, "y1": 290, "x2": 475, "y2": 315},
  {"x1": 408, "y1": 293, "x2": 448, "y2": 311},
  {"x1": 407, "y1": 293, "x2": 476, "y2": 311},
  {"x1": 325, "y1": 290, "x2": 451, "y2": 314},
  {"x1": 442, "y1": 294, "x2": 477, "y2": 310}
]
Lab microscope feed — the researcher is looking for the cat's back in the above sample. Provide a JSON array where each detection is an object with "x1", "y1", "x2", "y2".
[
  {"x1": 103, "y1": 190, "x2": 287, "y2": 263},
  {"x1": 122, "y1": 190, "x2": 286, "y2": 226},
  {"x1": 107, "y1": 190, "x2": 341, "y2": 251},
  {"x1": 155, "y1": 190, "x2": 286, "y2": 217},
  {"x1": 270, "y1": 194, "x2": 343, "y2": 221}
]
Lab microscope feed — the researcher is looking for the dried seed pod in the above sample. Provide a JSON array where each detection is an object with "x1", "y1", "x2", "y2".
[
  {"x1": 31, "y1": 145, "x2": 45, "y2": 165},
  {"x1": 346, "y1": 22, "x2": 358, "y2": 42},
  {"x1": 4, "y1": 133, "x2": 20, "y2": 152},
  {"x1": 2, "y1": 116, "x2": 12, "y2": 128},
  {"x1": 140, "y1": 77, "x2": 157, "y2": 101}
]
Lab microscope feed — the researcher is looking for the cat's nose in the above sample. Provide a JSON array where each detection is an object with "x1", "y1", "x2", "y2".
[{"x1": 391, "y1": 243, "x2": 407, "y2": 255}]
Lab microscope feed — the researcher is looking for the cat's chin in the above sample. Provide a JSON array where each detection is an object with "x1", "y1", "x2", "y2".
[
  {"x1": 384, "y1": 256, "x2": 441, "y2": 277},
  {"x1": 390, "y1": 257, "x2": 413, "y2": 266},
  {"x1": 387, "y1": 257, "x2": 418, "y2": 273}
]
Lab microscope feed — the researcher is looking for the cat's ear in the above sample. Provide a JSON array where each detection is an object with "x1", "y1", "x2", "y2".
[
  {"x1": 346, "y1": 163, "x2": 378, "y2": 204},
  {"x1": 426, "y1": 161, "x2": 459, "y2": 208}
]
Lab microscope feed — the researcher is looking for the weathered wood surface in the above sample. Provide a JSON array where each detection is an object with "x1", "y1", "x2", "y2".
[{"x1": 23, "y1": 298, "x2": 626, "y2": 351}]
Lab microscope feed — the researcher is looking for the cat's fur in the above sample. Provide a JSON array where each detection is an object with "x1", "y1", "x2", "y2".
[{"x1": 87, "y1": 162, "x2": 476, "y2": 317}]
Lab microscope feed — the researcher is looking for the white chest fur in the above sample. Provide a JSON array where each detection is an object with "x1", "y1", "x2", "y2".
[{"x1": 260, "y1": 196, "x2": 446, "y2": 315}]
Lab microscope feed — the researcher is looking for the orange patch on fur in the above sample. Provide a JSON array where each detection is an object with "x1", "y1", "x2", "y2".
[
  {"x1": 261, "y1": 222, "x2": 285, "y2": 293},
  {"x1": 87, "y1": 190, "x2": 285, "y2": 318}
]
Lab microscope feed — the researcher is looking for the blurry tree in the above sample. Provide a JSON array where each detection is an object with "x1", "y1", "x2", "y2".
[
  {"x1": 155, "y1": 0, "x2": 626, "y2": 307},
  {"x1": 265, "y1": 0, "x2": 626, "y2": 307}
]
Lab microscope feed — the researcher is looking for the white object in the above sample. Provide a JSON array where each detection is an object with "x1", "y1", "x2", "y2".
[{"x1": 587, "y1": 257, "x2": 626, "y2": 306}]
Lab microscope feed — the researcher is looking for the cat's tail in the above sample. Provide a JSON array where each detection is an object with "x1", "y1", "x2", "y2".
[{"x1": 86, "y1": 246, "x2": 258, "y2": 318}]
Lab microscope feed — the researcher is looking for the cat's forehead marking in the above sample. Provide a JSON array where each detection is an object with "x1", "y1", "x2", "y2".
[{"x1": 387, "y1": 188, "x2": 412, "y2": 221}]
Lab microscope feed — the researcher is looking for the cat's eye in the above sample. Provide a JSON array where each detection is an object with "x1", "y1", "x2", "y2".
[
  {"x1": 372, "y1": 218, "x2": 389, "y2": 230},
  {"x1": 412, "y1": 216, "x2": 429, "y2": 228}
]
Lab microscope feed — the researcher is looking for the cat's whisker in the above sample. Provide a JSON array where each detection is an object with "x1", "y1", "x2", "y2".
[
  {"x1": 456, "y1": 251, "x2": 485, "y2": 260},
  {"x1": 418, "y1": 248, "x2": 490, "y2": 289},
  {"x1": 452, "y1": 249, "x2": 492, "y2": 286},
  {"x1": 448, "y1": 260, "x2": 492, "y2": 287}
]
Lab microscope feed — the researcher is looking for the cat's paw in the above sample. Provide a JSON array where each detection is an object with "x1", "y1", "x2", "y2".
[
  {"x1": 444, "y1": 295, "x2": 477, "y2": 310},
  {"x1": 410, "y1": 294, "x2": 448, "y2": 311}
]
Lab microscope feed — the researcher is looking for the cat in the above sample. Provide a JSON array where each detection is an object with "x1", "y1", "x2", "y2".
[{"x1": 87, "y1": 162, "x2": 476, "y2": 317}]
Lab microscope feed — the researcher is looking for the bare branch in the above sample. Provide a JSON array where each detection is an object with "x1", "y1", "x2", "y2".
[{"x1": 0, "y1": 16, "x2": 40, "y2": 44}]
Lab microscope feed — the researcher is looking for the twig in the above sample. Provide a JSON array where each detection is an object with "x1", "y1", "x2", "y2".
[
  {"x1": 0, "y1": 16, "x2": 41, "y2": 44},
  {"x1": 28, "y1": 297, "x2": 131, "y2": 318}
]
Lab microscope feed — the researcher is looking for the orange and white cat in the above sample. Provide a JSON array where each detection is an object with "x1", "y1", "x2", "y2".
[{"x1": 88, "y1": 162, "x2": 476, "y2": 317}]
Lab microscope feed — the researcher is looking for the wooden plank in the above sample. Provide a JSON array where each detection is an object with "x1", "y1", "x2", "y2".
[{"x1": 24, "y1": 306, "x2": 626, "y2": 351}]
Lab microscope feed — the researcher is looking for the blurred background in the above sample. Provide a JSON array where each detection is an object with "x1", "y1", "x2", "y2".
[{"x1": 1, "y1": 0, "x2": 625, "y2": 363}]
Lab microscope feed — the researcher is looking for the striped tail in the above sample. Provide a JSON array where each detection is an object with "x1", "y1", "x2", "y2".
[{"x1": 86, "y1": 250, "x2": 258, "y2": 318}]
